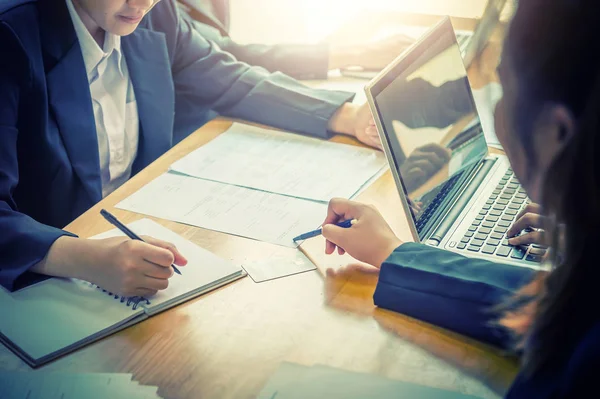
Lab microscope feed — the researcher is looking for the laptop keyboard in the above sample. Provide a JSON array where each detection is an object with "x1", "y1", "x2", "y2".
[{"x1": 452, "y1": 168, "x2": 547, "y2": 263}]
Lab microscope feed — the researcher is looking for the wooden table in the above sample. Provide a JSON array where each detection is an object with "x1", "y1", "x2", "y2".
[{"x1": 0, "y1": 21, "x2": 516, "y2": 399}]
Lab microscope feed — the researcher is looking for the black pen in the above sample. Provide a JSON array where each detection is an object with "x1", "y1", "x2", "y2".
[{"x1": 100, "y1": 209, "x2": 181, "y2": 275}]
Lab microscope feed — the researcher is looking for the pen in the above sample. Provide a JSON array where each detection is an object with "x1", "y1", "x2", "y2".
[
  {"x1": 292, "y1": 219, "x2": 357, "y2": 242},
  {"x1": 100, "y1": 209, "x2": 182, "y2": 275}
]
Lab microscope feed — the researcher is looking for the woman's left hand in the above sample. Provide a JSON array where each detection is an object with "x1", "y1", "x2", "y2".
[
  {"x1": 506, "y1": 203, "x2": 551, "y2": 247},
  {"x1": 321, "y1": 198, "x2": 402, "y2": 268}
]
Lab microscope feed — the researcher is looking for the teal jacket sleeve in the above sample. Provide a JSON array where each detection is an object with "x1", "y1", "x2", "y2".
[{"x1": 373, "y1": 242, "x2": 536, "y2": 348}]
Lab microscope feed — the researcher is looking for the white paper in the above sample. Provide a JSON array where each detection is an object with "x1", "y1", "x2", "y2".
[
  {"x1": 169, "y1": 123, "x2": 386, "y2": 203},
  {"x1": 61, "y1": 373, "x2": 133, "y2": 399},
  {"x1": 472, "y1": 82, "x2": 503, "y2": 150},
  {"x1": 116, "y1": 173, "x2": 327, "y2": 248},
  {"x1": 0, "y1": 373, "x2": 161, "y2": 399},
  {"x1": 242, "y1": 250, "x2": 316, "y2": 283}
]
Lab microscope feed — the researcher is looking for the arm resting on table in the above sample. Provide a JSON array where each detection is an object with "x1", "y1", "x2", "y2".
[
  {"x1": 169, "y1": 2, "x2": 353, "y2": 141},
  {"x1": 374, "y1": 242, "x2": 536, "y2": 348}
]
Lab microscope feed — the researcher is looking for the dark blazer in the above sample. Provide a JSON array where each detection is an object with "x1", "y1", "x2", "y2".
[
  {"x1": 374, "y1": 243, "x2": 600, "y2": 398},
  {"x1": 180, "y1": 0, "x2": 230, "y2": 34},
  {"x1": 180, "y1": 0, "x2": 331, "y2": 79},
  {"x1": 0, "y1": 0, "x2": 353, "y2": 291}
]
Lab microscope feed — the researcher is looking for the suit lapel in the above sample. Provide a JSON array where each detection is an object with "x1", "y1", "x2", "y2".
[
  {"x1": 40, "y1": 0, "x2": 102, "y2": 202},
  {"x1": 39, "y1": 0, "x2": 175, "y2": 196},
  {"x1": 122, "y1": 28, "x2": 174, "y2": 174}
]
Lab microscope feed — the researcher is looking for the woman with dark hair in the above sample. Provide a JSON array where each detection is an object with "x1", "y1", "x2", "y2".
[{"x1": 320, "y1": 0, "x2": 600, "y2": 396}]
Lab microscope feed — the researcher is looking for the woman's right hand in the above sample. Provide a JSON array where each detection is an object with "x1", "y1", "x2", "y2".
[
  {"x1": 33, "y1": 235, "x2": 187, "y2": 298},
  {"x1": 321, "y1": 198, "x2": 403, "y2": 268},
  {"x1": 86, "y1": 236, "x2": 187, "y2": 297}
]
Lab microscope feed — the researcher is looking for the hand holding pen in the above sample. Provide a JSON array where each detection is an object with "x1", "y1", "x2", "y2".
[
  {"x1": 318, "y1": 198, "x2": 403, "y2": 268},
  {"x1": 93, "y1": 209, "x2": 187, "y2": 297},
  {"x1": 101, "y1": 209, "x2": 182, "y2": 275},
  {"x1": 293, "y1": 219, "x2": 357, "y2": 242}
]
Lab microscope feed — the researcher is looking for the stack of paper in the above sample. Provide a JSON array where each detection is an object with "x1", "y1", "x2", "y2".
[
  {"x1": 169, "y1": 123, "x2": 386, "y2": 202},
  {"x1": 116, "y1": 172, "x2": 328, "y2": 248},
  {"x1": 257, "y1": 362, "x2": 484, "y2": 399},
  {"x1": 0, "y1": 372, "x2": 162, "y2": 399},
  {"x1": 117, "y1": 123, "x2": 387, "y2": 248}
]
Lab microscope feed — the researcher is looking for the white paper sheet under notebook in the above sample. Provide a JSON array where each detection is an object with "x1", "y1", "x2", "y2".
[
  {"x1": 169, "y1": 123, "x2": 387, "y2": 203},
  {"x1": 116, "y1": 173, "x2": 327, "y2": 248},
  {"x1": 0, "y1": 372, "x2": 162, "y2": 399}
]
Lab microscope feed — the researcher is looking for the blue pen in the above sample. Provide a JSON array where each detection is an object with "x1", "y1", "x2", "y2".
[
  {"x1": 292, "y1": 219, "x2": 357, "y2": 242},
  {"x1": 100, "y1": 209, "x2": 182, "y2": 275}
]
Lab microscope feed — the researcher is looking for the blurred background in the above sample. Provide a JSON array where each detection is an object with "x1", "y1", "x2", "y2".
[{"x1": 228, "y1": 0, "x2": 514, "y2": 45}]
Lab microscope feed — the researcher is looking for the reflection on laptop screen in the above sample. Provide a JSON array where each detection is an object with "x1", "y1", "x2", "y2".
[{"x1": 371, "y1": 21, "x2": 488, "y2": 233}]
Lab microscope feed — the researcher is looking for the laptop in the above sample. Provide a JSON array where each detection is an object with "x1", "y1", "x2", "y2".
[
  {"x1": 365, "y1": 16, "x2": 545, "y2": 269},
  {"x1": 340, "y1": 0, "x2": 506, "y2": 79}
]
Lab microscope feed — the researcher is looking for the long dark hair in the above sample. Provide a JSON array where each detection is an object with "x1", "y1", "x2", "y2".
[{"x1": 501, "y1": 0, "x2": 600, "y2": 375}]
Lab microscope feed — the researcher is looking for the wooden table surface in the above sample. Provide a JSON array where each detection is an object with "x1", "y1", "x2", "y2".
[{"x1": 0, "y1": 17, "x2": 516, "y2": 399}]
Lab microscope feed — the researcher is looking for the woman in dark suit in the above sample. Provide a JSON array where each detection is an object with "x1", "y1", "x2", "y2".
[
  {"x1": 0, "y1": 0, "x2": 376, "y2": 295},
  {"x1": 321, "y1": 0, "x2": 600, "y2": 396}
]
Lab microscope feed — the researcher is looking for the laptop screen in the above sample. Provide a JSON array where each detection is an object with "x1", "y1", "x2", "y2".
[{"x1": 369, "y1": 18, "x2": 488, "y2": 237}]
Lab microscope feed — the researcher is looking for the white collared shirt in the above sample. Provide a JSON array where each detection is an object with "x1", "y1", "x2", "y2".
[{"x1": 66, "y1": 0, "x2": 139, "y2": 198}]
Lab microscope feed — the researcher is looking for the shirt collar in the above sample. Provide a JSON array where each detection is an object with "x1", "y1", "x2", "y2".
[{"x1": 65, "y1": 0, "x2": 124, "y2": 78}]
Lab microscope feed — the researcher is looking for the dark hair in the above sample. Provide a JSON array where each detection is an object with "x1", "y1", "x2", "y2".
[{"x1": 502, "y1": 0, "x2": 600, "y2": 375}]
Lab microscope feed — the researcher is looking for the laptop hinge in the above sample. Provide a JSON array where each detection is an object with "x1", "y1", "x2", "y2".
[{"x1": 427, "y1": 158, "x2": 496, "y2": 245}]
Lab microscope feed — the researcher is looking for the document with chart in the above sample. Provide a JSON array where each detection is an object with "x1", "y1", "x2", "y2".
[
  {"x1": 169, "y1": 123, "x2": 387, "y2": 202},
  {"x1": 116, "y1": 173, "x2": 328, "y2": 247}
]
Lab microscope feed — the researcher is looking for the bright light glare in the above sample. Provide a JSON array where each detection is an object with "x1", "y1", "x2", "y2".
[{"x1": 230, "y1": 0, "x2": 487, "y2": 44}]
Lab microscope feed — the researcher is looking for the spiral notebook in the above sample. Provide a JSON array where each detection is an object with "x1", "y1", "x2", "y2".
[{"x1": 0, "y1": 219, "x2": 245, "y2": 367}]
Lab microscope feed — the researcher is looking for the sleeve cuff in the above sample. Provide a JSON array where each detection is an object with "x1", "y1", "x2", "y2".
[
  {"x1": 1, "y1": 228, "x2": 78, "y2": 292},
  {"x1": 224, "y1": 71, "x2": 356, "y2": 139},
  {"x1": 372, "y1": 242, "x2": 524, "y2": 348}
]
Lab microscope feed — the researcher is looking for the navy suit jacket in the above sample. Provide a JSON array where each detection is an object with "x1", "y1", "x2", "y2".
[
  {"x1": 180, "y1": 0, "x2": 230, "y2": 34},
  {"x1": 0, "y1": 0, "x2": 353, "y2": 291},
  {"x1": 374, "y1": 243, "x2": 600, "y2": 398},
  {"x1": 180, "y1": 0, "x2": 330, "y2": 79}
]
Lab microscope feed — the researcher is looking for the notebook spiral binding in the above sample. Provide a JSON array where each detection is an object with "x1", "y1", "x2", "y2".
[{"x1": 93, "y1": 285, "x2": 151, "y2": 310}]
